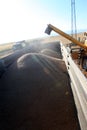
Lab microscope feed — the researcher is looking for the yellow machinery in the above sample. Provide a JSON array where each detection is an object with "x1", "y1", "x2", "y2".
[
  {"x1": 45, "y1": 24, "x2": 87, "y2": 50},
  {"x1": 45, "y1": 24, "x2": 87, "y2": 70}
]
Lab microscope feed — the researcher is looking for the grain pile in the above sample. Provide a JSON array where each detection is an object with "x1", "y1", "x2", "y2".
[
  {"x1": 41, "y1": 49, "x2": 61, "y2": 58},
  {"x1": 0, "y1": 43, "x2": 80, "y2": 130}
]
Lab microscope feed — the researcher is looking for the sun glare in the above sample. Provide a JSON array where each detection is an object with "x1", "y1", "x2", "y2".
[{"x1": 0, "y1": 0, "x2": 49, "y2": 43}]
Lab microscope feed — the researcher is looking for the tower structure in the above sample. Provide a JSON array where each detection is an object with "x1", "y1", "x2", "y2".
[{"x1": 71, "y1": 0, "x2": 77, "y2": 39}]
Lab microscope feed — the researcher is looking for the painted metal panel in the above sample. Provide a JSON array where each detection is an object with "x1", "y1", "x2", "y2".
[{"x1": 60, "y1": 43, "x2": 87, "y2": 130}]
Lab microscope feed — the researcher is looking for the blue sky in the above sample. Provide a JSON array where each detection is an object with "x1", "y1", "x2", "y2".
[{"x1": 0, "y1": 0, "x2": 87, "y2": 44}]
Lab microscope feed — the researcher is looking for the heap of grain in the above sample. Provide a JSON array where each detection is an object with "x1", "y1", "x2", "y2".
[
  {"x1": 40, "y1": 41, "x2": 62, "y2": 59},
  {"x1": 0, "y1": 42, "x2": 80, "y2": 130},
  {"x1": 40, "y1": 49, "x2": 61, "y2": 58}
]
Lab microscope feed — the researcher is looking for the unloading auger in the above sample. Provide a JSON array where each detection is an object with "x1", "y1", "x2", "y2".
[
  {"x1": 45, "y1": 24, "x2": 87, "y2": 70},
  {"x1": 45, "y1": 24, "x2": 87, "y2": 50}
]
